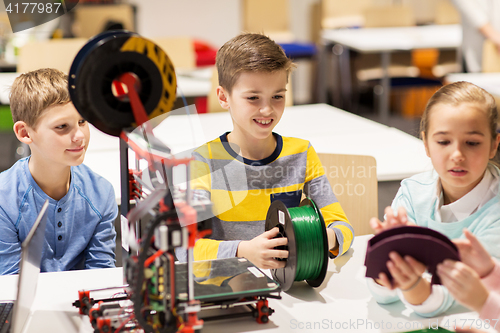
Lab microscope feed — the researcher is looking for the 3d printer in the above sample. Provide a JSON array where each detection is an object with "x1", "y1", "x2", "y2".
[{"x1": 69, "y1": 31, "x2": 281, "y2": 333}]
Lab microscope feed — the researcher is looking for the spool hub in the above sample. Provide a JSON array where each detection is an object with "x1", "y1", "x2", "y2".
[
  {"x1": 265, "y1": 198, "x2": 329, "y2": 291},
  {"x1": 69, "y1": 30, "x2": 177, "y2": 136}
]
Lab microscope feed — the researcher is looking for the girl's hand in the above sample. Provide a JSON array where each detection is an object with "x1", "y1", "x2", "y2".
[
  {"x1": 237, "y1": 227, "x2": 288, "y2": 269},
  {"x1": 377, "y1": 252, "x2": 426, "y2": 289},
  {"x1": 377, "y1": 252, "x2": 430, "y2": 305},
  {"x1": 453, "y1": 229, "x2": 495, "y2": 278},
  {"x1": 369, "y1": 206, "x2": 415, "y2": 234},
  {"x1": 437, "y1": 260, "x2": 489, "y2": 313}
]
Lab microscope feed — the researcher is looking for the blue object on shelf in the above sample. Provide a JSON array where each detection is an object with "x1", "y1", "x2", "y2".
[{"x1": 279, "y1": 42, "x2": 317, "y2": 59}]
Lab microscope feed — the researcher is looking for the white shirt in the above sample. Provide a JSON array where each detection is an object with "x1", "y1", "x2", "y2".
[
  {"x1": 368, "y1": 164, "x2": 499, "y2": 314},
  {"x1": 434, "y1": 164, "x2": 499, "y2": 223}
]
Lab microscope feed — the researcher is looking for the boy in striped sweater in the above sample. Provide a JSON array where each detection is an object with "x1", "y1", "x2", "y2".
[{"x1": 186, "y1": 33, "x2": 354, "y2": 269}]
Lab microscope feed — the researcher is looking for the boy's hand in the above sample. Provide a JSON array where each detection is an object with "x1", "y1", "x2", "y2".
[
  {"x1": 369, "y1": 206, "x2": 415, "y2": 234},
  {"x1": 327, "y1": 228, "x2": 338, "y2": 252},
  {"x1": 437, "y1": 260, "x2": 489, "y2": 313},
  {"x1": 237, "y1": 227, "x2": 288, "y2": 270},
  {"x1": 377, "y1": 252, "x2": 429, "y2": 305},
  {"x1": 453, "y1": 229, "x2": 495, "y2": 278}
]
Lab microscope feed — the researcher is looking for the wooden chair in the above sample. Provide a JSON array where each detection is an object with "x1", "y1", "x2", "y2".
[
  {"x1": 317, "y1": 153, "x2": 378, "y2": 236},
  {"x1": 207, "y1": 68, "x2": 293, "y2": 113},
  {"x1": 72, "y1": 4, "x2": 135, "y2": 38},
  {"x1": 207, "y1": 67, "x2": 226, "y2": 113},
  {"x1": 150, "y1": 37, "x2": 196, "y2": 70},
  {"x1": 362, "y1": 5, "x2": 416, "y2": 28},
  {"x1": 346, "y1": 5, "x2": 421, "y2": 115},
  {"x1": 434, "y1": 0, "x2": 460, "y2": 25},
  {"x1": 403, "y1": 0, "x2": 458, "y2": 26},
  {"x1": 354, "y1": 5, "x2": 419, "y2": 83},
  {"x1": 406, "y1": 0, "x2": 438, "y2": 25},
  {"x1": 17, "y1": 38, "x2": 87, "y2": 73},
  {"x1": 18, "y1": 35, "x2": 194, "y2": 77},
  {"x1": 431, "y1": 0, "x2": 461, "y2": 78},
  {"x1": 242, "y1": 0, "x2": 316, "y2": 104},
  {"x1": 482, "y1": 40, "x2": 500, "y2": 73},
  {"x1": 0, "y1": 12, "x2": 11, "y2": 34},
  {"x1": 321, "y1": 0, "x2": 372, "y2": 29},
  {"x1": 242, "y1": 0, "x2": 294, "y2": 42}
]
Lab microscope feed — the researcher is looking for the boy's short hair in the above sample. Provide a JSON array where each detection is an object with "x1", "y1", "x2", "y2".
[
  {"x1": 216, "y1": 33, "x2": 294, "y2": 93},
  {"x1": 10, "y1": 68, "x2": 70, "y2": 128}
]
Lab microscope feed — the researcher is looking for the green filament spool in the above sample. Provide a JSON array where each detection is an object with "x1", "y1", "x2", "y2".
[{"x1": 265, "y1": 198, "x2": 329, "y2": 291}]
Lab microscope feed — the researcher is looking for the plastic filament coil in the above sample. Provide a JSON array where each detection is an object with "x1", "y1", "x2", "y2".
[
  {"x1": 68, "y1": 30, "x2": 177, "y2": 136},
  {"x1": 265, "y1": 198, "x2": 329, "y2": 291}
]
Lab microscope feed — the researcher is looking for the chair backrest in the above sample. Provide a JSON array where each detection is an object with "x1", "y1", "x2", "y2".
[
  {"x1": 150, "y1": 37, "x2": 196, "y2": 70},
  {"x1": 317, "y1": 153, "x2": 378, "y2": 236},
  {"x1": 434, "y1": 0, "x2": 460, "y2": 25},
  {"x1": 207, "y1": 67, "x2": 294, "y2": 113},
  {"x1": 404, "y1": 0, "x2": 435, "y2": 25},
  {"x1": 321, "y1": 0, "x2": 372, "y2": 29},
  {"x1": 207, "y1": 67, "x2": 226, "y2": 113},
  {"x1": 73, "y1": 4, "x2": 135, "y2": 38},
  {"x1": 482, "y1": 40, "x2": 500, "y2": 73},
  {"x1": 363, "y1": 5, "x2": 416, "y2": 28},
  {"x1": 17, "y1": 38, "x2": 87, "y2": 73},
  {"x1": 0, "y1": 12, "x2": 12, "y2": 34},
  {"x1": 243, "y1": 0, "x2": 290, "y2": 34},
  {"x1": 353, "y1": 4, "x2": 418, "y2": 81}
]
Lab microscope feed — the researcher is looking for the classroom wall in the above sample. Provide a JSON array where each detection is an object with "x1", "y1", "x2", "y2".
[
  {"x1": 127, "y1": 0, "x2": 242, "y2": 48},
  {"x1": 1, "y1": 0, "x2": 437, "y2": 47},
  {"x1": 127, "y1": 0, "x2": 434, "y2": 47},
  {"x1": 288, "y1": 0, "x2": 320, "y2": 42},
  {"x1": 0, "y1": 0, "x2": 442, "y2": 47},
  {"x1": 128, "y1": 0, "x2": 320, "y2": 48}
]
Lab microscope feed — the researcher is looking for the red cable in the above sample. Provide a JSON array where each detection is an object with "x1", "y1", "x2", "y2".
[{"x1": 144, "y1": 249, "x2": 164, "y2": 268}]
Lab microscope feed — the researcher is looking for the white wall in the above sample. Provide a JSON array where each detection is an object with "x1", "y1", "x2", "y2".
[
  {"x1": 128, "y1": 0, "x2": 319, "y2": 48},
  {"x1": 128, "y1": 0, "x2": 242, "y2": 48},
  {"x1": 2, "y1": 0, "x2": 439, "y2": 46},
  {"x1": 289, "y1": 0, "x2": 320, "y2": 41},
  {"x1": 1, "y1": 0, "x2": 319, "y2": 47}
]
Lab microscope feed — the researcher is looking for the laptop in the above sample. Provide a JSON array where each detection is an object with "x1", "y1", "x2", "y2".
[{"x1": 0, "y1": 199, "x2": 49, "y2": 333}]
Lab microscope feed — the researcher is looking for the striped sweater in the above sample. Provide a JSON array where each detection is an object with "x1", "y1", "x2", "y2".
[{"x1": 189, "y1": 132, "x2": 354, "y2": 261}]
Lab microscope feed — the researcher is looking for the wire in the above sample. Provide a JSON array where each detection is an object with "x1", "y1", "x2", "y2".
[
  {"x1": 144, "y1": 249, "x2": 165, "y2": 268},
  {"x1": 131, "y1": 210, "x2": 178, "y2": 333},
  {"x1": 133, "y1": 173, "x2": 154, "y2": 192},
  {"x1": 173, "y1": 307, "x2": 184, "y2": 331},
  {"x1": 114, "y1": 313, "x2": 134, "y2": 333}
]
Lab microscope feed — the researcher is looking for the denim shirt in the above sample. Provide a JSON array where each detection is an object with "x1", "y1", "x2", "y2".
[{"x1": 0, "y1": 157, "x2": 117, "y2": 275}]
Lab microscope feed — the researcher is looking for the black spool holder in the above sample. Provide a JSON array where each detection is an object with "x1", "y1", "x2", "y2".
[
  {"x1": 69, "y1": 30, "x2": 176, "y2": 137},
  {"x1": 265, "y1": 198, "x2": 329, "y2": 291}
]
